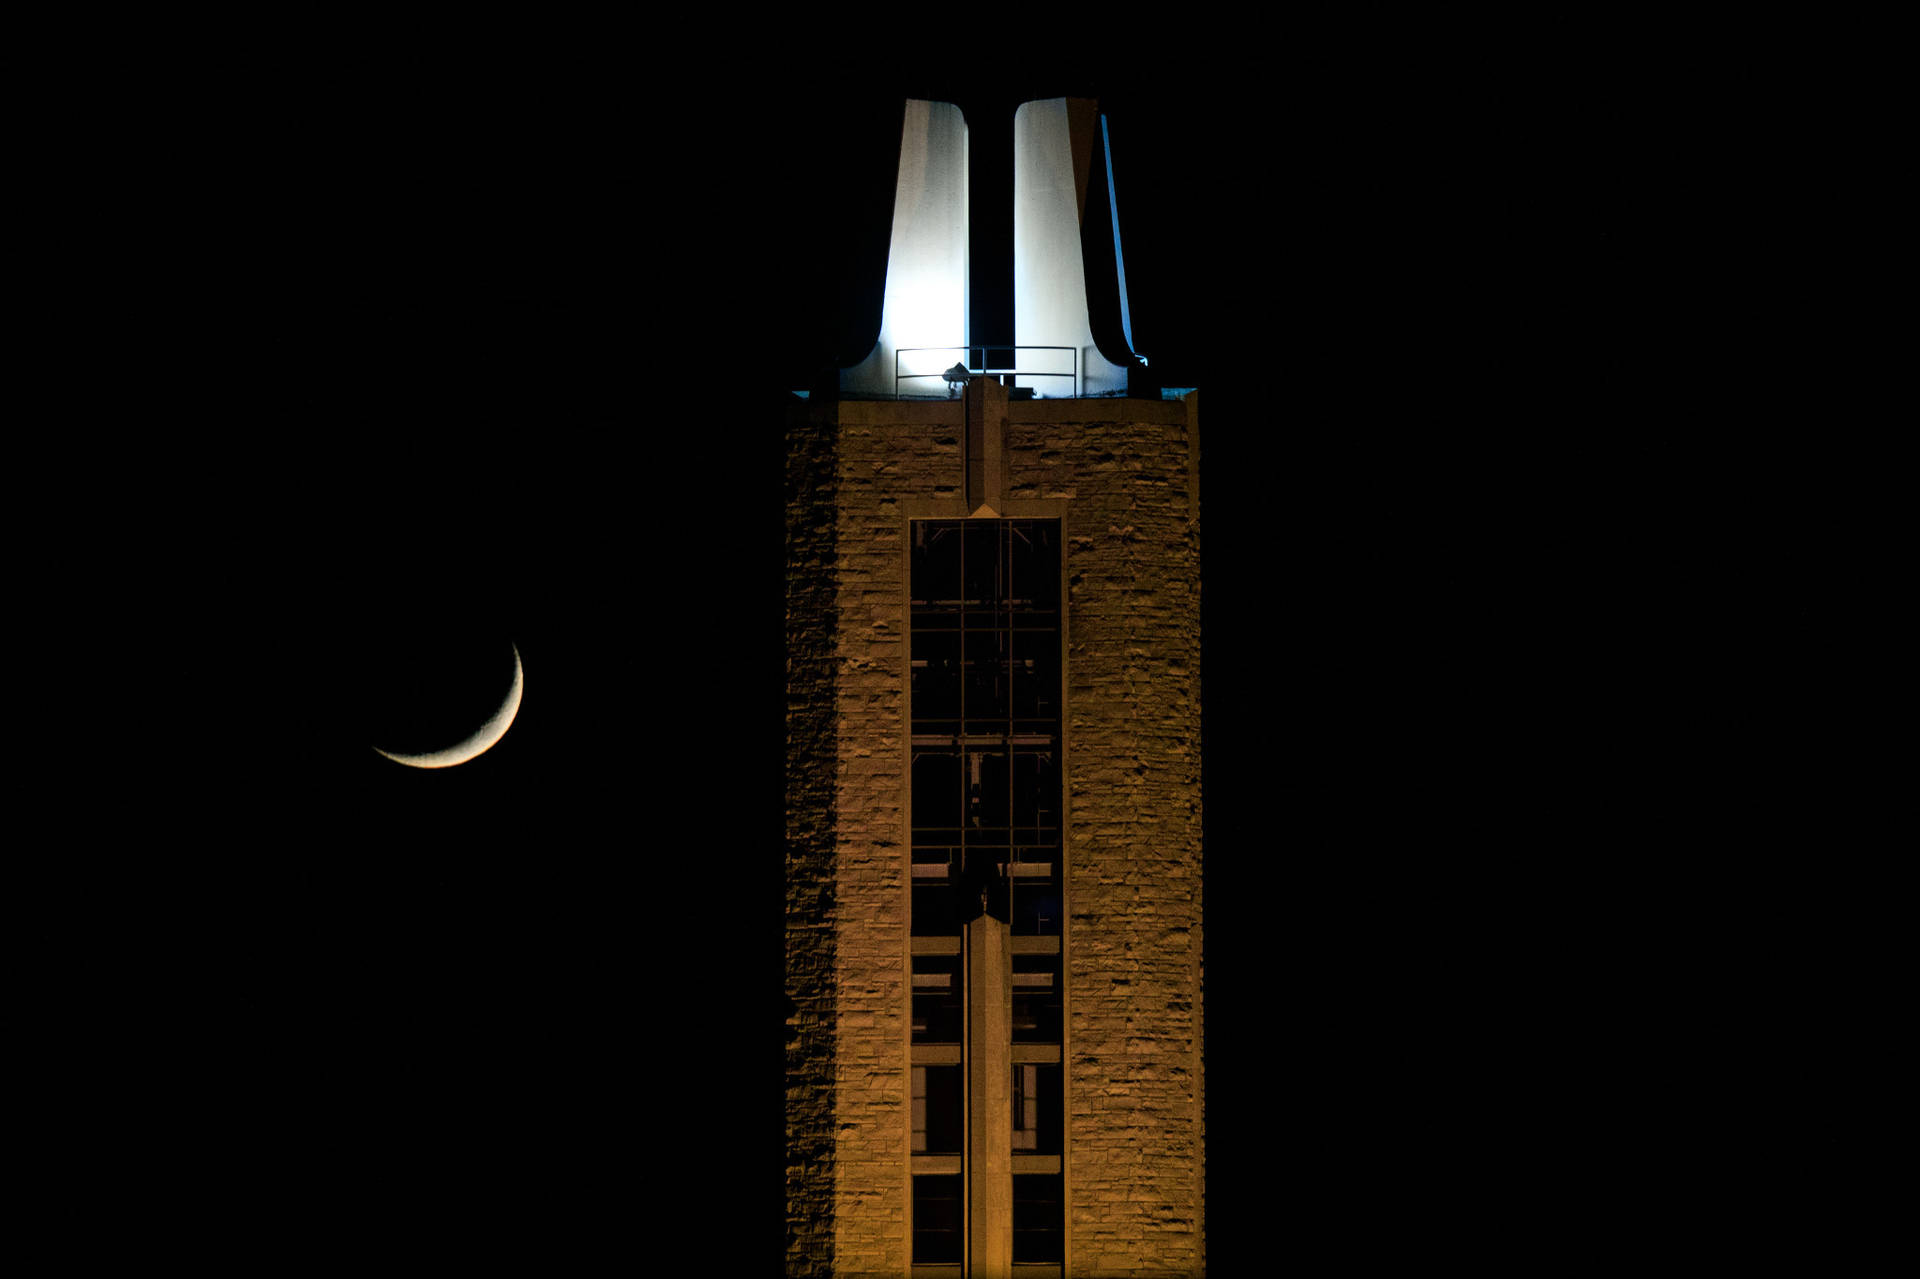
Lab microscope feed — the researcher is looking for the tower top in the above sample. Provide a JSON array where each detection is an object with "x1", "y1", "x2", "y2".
[{"x1": 840, "y1": 98, "x2": 1144, "y2": 400}]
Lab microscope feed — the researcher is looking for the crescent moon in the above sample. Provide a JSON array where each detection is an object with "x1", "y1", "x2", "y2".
[{"x1": 374, "y1": 643, "x2": 523, "y2": 769}]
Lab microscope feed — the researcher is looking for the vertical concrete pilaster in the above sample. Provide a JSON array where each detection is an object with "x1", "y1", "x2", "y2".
[
  {"x1": 966, "y1": 911, "x2": 1012, "y2": 1279},
  {"x1": 964, "y1": 375, "x2": 1009, "y2": 515}
]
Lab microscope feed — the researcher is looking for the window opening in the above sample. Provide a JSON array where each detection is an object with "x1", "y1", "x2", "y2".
[
  {"x1": 1013, "y1": 1173, "x2": 1065, "y2": 1264},
  {"x1": 911, "y1": 520, "x2": 1060, "y2": 934},
  {"x1": 1012, "y1": 952, "x2": 1062, "y2": 1044},
  {"x1": 910, "y1": 517, "x2": 1065, "y2": 1267},
  {"x1": 1011, "y1": 1062, "x2": 1061, "y2": 1155},
  {"x1": 911, "y1": 1065, "x2": 963, "y2": 1155},
  {"x1": 911, "y1": 955, "x2": 962, "y2": 1043},
  {"x1": 913, "y1": 1174, "x2": 963, "y2": 1265}
]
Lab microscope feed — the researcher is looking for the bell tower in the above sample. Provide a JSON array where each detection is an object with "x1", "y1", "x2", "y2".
[{"x1": 788, "y1": 96, "x2": 1201, "y2": 1279}]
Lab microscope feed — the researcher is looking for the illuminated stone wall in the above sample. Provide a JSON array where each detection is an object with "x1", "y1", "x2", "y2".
[
  {"x1": 786, "y1": 392, "x2": 1203, "y2": 1277},
  {"x1": 1008, "y1": 400, "x2": 1204, "y2": 1278}
]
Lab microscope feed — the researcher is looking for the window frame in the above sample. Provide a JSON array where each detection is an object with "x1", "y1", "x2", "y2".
[{"x1": 904, "y1": 498, "x2": 1072, "y2": 1277}]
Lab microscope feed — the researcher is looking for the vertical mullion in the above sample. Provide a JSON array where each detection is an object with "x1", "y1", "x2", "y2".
[
  {"x1": 957, "y1": 522, "x2": 967, "y2": 883},
  {"x1": 1009, "y1": 525, "x2": 1019, "y2": 901},
  {"x1": 1008, "y1": 524, "x2": 1020, "y2": 920}
]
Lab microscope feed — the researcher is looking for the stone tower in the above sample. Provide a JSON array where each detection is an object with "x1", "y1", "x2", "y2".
[{"x1": 787, "y1": 98, "x2": 1203, "y2": 1279}]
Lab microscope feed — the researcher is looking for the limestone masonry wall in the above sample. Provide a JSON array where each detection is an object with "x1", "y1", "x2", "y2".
[
  {"x1": 1014, "y1": 408, "x2": 1203, "y2": 1278},
  {"x1": 786, "y1": 410, "x2": 841, "y2": 1278},
  {"x1": 825, "y1": 410, "x2": 954, "y2": 1278}
]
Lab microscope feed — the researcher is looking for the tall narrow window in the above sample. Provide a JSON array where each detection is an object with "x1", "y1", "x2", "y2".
[
  {"x1": 910, "y1": 520, "x2": 1061, "y2": 930},
  {"x1": 910, "y1": 518, "x2": 1064, "y2": 1269}
]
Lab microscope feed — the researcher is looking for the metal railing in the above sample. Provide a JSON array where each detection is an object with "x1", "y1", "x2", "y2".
[{"x1": 894, "y1": 346, "x2": 1078, "y2": 400}]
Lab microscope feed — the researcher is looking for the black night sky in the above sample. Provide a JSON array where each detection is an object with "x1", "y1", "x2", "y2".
[{"x1": 182, "y1": 43, "x2": 1746, "y2": 1269}]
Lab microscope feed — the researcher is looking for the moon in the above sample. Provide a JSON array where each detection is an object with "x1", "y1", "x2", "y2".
[{"x1": 374, "y1": 643, "x2": 523, "y2": 769}]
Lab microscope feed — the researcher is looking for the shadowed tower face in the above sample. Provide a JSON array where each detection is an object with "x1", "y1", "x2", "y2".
[{"x1": 841, "y1": 98, "x2": 1140, "y2": 400}]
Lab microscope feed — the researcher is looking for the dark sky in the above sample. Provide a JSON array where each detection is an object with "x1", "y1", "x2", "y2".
[{"x1": 201, "y1": 48, "x2": 1714, "y2": 1266}]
